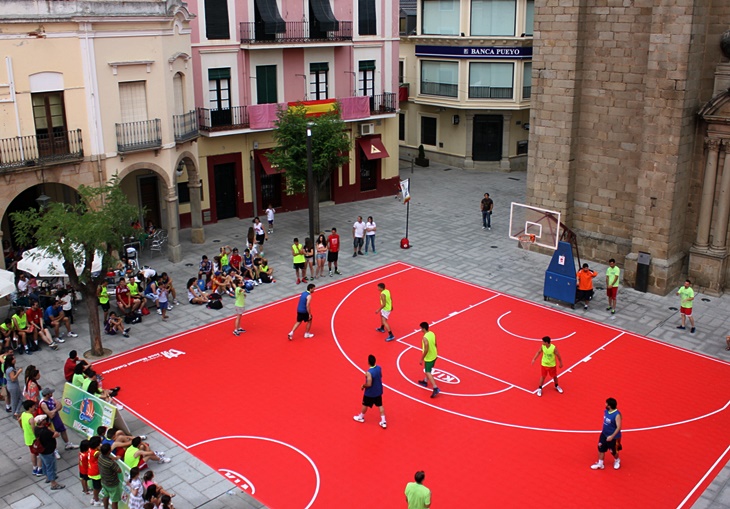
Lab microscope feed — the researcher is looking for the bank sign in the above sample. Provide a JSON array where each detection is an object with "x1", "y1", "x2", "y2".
[{"x1": 415, "y1": 45, "x2": 532, "y2": 59}]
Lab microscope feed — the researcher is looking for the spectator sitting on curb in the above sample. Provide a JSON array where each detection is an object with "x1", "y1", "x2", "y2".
[
  {"x1": 186, "y1": 278, "x2": 209, "y2": 305},
  {"x1": 26, "y1": 300, "x2": 58, "y2": 350},
  {"x1": 123, "y1": 436, "x2": 170, "y2": 469},
  {"x1": 104, "y1": 312, "x2": 130, "y2": 338}
]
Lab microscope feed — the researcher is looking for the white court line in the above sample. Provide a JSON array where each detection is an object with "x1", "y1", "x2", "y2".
[
  {"x1": 330, "y1": 266, "x2": 730, "y2": 433},
  {"x1": 497, "y1": 310, "x2": 576, "y2": 341},
  {"x1": 187, "y1": 435, "x2": 321, "y2": 509},
  {"x1": 677, "y1": 443, "x2": 730, "y2": 509},
  {"x1": 109, "y1": 400, "x2": 190, "y2": 451}
]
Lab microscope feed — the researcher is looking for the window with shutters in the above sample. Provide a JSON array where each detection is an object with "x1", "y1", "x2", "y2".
[
  {"x1": 204, "y1": 0, "x2": 230, "y2": 39},
  {"x1": 256, "y1": 65, "x2": 278, "y2": 104},
  {"x1": 309, "y1": 63, "x2": 329, "y2": 100},
  {"x1": 119, "y1": 81, "x2": 148, "y2": 123},
  {"x1": 358, "y1": 60, "x2": 375, "y2": 97},
  {"x1": 358, "y1": 0, "x2": 377, "y2": 35},
  {"x1": 208, "y1": 68, "x2": 232, "y2": 127}
]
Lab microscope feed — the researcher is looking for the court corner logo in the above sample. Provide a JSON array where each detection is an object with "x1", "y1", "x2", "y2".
[{"x1": 432, "y1": 369, "x2": 460, "y2": 384}]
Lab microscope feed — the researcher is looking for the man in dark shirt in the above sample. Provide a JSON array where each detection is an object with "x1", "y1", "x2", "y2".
[
  {"x1": 480, "y1": 192, "x2": 494, "y2": 230},
  {"x1": 98, "y1": 443, "x2": 123, "y2": 508},
  {"x1": 34, "y1": 415, "x2": 64, "y2": 490}
]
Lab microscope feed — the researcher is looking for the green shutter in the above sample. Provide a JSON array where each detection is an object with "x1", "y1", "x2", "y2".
[
  {"x1": 359, "y1": 60, "x2": 376, "y2": 71},
  {"x1": 310, "y1": 62, "x2": 329, "y2": 72},
  {"x1": 256, "y1": 65, "x2": 278, "y2": 104},
  {"x1": 208, "y1": 68, "x2": 231, "y2": 80}
]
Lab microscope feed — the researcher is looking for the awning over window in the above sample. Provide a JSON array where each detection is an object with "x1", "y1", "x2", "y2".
[
  {"x1": 357, "y1": 137, "x2": 390, "y2": 160},
  {"x1": 257, "y1": 151, "x2": 285, "y2": 175},
  {"x1": 310, "y1": 0, "x2": 339, "y2": 32},
  {"x1": 255, "y1": 0, "x2": 286, "y2": 34}
]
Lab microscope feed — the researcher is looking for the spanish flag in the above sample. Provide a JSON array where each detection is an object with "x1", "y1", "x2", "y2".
[{"x1": 287, "y1": 99, "x2": 337, "y2": 117}]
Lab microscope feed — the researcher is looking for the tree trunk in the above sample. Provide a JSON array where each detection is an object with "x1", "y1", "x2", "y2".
[{"x1": 83, "y1": 285, "x2": 105, "y2": 357}]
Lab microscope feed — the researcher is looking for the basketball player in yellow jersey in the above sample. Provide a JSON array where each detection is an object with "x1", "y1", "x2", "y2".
[
  {"x1": 530, "y1": 336, "x2": 564, "y2": 397},
  {"x1": 375, "y1": 283, "x2": 395, "y2": 342},
  {"x1": 417, "y1": 322, "x2": 440, "y2": 398}
]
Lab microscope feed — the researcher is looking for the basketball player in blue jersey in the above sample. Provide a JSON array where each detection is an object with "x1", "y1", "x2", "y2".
[
  {"x1": 353, "y1": 354, "x2": 387, "y2": 428},
  {"x1": 591, "y1": 397, "x2": 623, "y2": 470},
  {"x1": 288, "y1": 284, "x2": 315, "y2": 340}
]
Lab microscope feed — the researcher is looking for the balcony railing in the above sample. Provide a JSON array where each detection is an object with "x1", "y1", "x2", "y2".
[
  {"x1": 523, "y1": 86, "x2": 532, "y2": 99},
  {"x1": 370, "y1": 93, "x2": 397, "y2": 114},
  {"x1": 468, "y1": 86, "x2": 513, "y2": 99},
  {"x1": 116, "y1": 119, "x2": 162, "y2": 153},
  {"x1": 197, "y1": 106, "x2": 249, "y2": 132},
  {"x1": 420, "y1": 81, "x2": 459, "y2": 98},
  {"x1": 0, "y1": 129, "x2": 83, "y2": 171},
  {"x1": 240, "y1": 21, "x2": 353, "y2": 43},
  {"x1": 173, "y1": 111, "x2": 199, "y2": 143}
]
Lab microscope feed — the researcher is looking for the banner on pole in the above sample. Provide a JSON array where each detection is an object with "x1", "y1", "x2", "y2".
[{"x1": 400, "y1": 178, "x2": 411, "y2": 203}]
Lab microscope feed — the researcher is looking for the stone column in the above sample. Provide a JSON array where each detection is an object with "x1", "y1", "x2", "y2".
[
  {"x1": 464, "y1": 112, "x2": 474, "y2": 169},
  {"x1": 500, "y1": 113, "x2": 512, "y2": 171},
  {"x1": 710, "y1": 140, "x2": 730, "y2": 253},
  {"x1": 694, "y1": 138, "x2": 721, "y2": 248},
  {"x1": 188, "y1": 178, "x2": 205, "y2": 244},
  {"x1": 165, "y1": 187, "x2": 182, "y2": 263}
]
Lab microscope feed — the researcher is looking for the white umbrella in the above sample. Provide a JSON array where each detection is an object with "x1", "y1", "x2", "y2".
[
  {"x1": 18, "y1": 246, "x2": 102, "y2": 277},
  {"x1": 0, "y1": 269, "x2": 15, "y2": 298}
]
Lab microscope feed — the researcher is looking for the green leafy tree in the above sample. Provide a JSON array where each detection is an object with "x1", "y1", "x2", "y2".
[
  {"x1": 269, "y1": 104, "x2": 350, "y2": 235},
  {"x1": 11, "y1": 175, "x2": 139, "y2": 356}
]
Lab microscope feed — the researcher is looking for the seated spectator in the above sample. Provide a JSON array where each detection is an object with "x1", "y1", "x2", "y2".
[
  {"x1": 142, "y1": 470, "x2": 175, "y2": 505},
  {"x1": 43, "y1": 299, "x2": 78, "y2": 342},
  {"x1": 198, "y1": 255, "x2": 213, "y2": 288},
  {"x1": 16, "y1": 273, "x2": 30, "y2": 297},
  {"x1": 124, "y1": 437, "x2": 170, "y2": 469},
  {"x1": 0, "y1": 318, "x2": 16, "y2": 349},
  {"x1": 64, "y1": 350, "x2": 80, "y2": 383},
  {"x1": 86, "y1": 380, "x2": 122, "y2": 410},
  {"x1": 212, "y1": 256, "x2": 222, "y2": 275},
  {"x1": 143, "y1": 276, "x2": 160, "y2": 312},
  {"x1": 157, "y1": 273, "x2": 180, "y2": 306},
  {"x1": 259, "y1": 258, "x2": 276, "y2": 284},
  {"x1": 242, "y1": 249, "x2": 258, "y2": 283},
  {"x1": 229, "y1": 248, "x2": 242, "y2": 274},
  {"x1": 71, "y1": 362, "x2": 90, "y2": 388},
  {"x1": 126, "y1": 278, "x2": 145, "y2": 311},
  {"x1": 104, "y1": 312, "x2": 130, "y2": 338},
  {"x1": 116, "y1": 277, "x2": 140, "y2": 318},
  {"x1": 186, "y1": 278, "x2": 208, "y2": 305},
  {"x1": 253, "y1": 255, "x2": 264, "y2": 285},
  {"x1": 12, "y1": 307, "x2": 34, "y2": 354},
  {"x1": 97, "y1": 425, "x2": 145, "y2": 454},
  {"x1": 57, "y1": 289, "x2": 75, "y2": 325},
  {"x1": 145, "y1": 221, "x2": 156, "y2": 236},
  {"x1": 26, "y1": 299, "x2": 57, "y2": 350},
  {"x1": 219, "y1": 246, "x2": 231, "y2": 274},
  {"x1": 211, "y1": 272, "x2": 234, "y2": 297}
]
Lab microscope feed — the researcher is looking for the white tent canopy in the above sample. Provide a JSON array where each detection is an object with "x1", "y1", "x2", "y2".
[
  {"x1": 18, "y1": 246, "x2": 103, "y2": 277},
  {"x1": 0, "y1": 268, "x2": 15, "y2": 298}
]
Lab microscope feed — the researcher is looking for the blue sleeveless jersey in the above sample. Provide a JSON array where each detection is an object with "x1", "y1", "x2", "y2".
[
  {"x1": 364, "y1": 365, "x2": 383, "y2": 397},
  {"x1": 297, "y1": 291, "x2": 309, "y2": 313},
  {"x1": 601, "y1": 409, "x2": 622, "y2": 438}
]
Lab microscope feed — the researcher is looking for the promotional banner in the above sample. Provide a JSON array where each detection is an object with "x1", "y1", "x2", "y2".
[{"x1": 400, "y1": 178, "x2": 411, "y2": 203}]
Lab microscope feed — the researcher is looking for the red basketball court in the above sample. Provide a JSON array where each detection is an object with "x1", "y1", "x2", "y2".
[{"x1": 94, "y1": 262, "x2": 730, "y2": 508}]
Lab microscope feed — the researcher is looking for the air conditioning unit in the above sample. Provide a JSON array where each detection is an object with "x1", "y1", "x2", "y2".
[{"x1": 360, "y1": 123, "x2": 375, "y2": 136}]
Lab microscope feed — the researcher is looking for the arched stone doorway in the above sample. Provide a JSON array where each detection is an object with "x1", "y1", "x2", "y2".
[{"x1": 174, "y1": 152, "x2": 205, "y2": 245}]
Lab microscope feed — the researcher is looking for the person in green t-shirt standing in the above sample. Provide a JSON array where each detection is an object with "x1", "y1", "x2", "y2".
[
  {"x1": 417, "y1": 322, "x2": 440, "y2": 398},
  {"x1": 676, "y1": 279, "x2": 696, "y2": 333},
  {"x1": 375, "y1": 283, "x2": 395, "y2": 342},
  {"x1": 605, "y1": 258, "x2": 620, "y2": 314},
  {"x1": 233, "y1": 277, "x2": 246, "y2": 336},
  {"x1": 405, "y1": 470, "x2": 431, "y2": 509}
]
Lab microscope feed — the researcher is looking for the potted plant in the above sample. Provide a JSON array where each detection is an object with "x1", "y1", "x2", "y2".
[{"x1": 415, "y1": 144, "x2": 429, "y2": 167}]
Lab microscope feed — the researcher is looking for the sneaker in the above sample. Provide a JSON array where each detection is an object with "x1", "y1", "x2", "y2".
[
  {"x1": 33, "y1": 467, "x2": 42, "y2": 476},
  {"x1": 124, "y1": 328, "x2": 131, "y2": 334},
  {"x1": 56, "y1": 337, "x2": 65, "y2": 343},
  {"x1": 54, "y1": 449, "x2": 61, "y2": 459},
  {"x1": 233, "y1": 330, "x2": 240, "y2": 336},
  {"x1": 335, "y1": 270, "x2": 342, "y2": 275},
  {"x1": 417, "y1": 380, "x2": 428, "y2": 387},
  {"x1": 154, "y1": 450, "x2": 166, "y2": 457},
  {"x1": 123, "y1": 332, "x2": 129, "y2": 337},
  {"x1": 92, "y1": 499, "x2": 104, "y2": 506},
  {"x1": 296, "y1": 278, "x2": 301, "y2": 285},
  {"x1": 302, "y1": 277, "x2": 308, "y2": 282},
  {"x1": 614, "y1": 459, "x2": 621, "y2": 470},
  {"x1": 158, "y1": 457, "x2": 171, "y2": 464},
  {"x1": 25, "y1": 348, "x2": 32, "y2": 356},
  {"x1": 482, "y1": 226, "x2": 487, "y2": 230},
  {"x1": 590, "y1": 462, "x2": 604, "y2": 470},
  {"x1": 375, "y1": 327, "x2": 385, "y2": 333},
  {"x1": 358, "y1": 251, "x2": 364, "y2": 256},
  {"x1": 138, "y1": 435, "x2": 147, "y2": 440},
  {"x1": 253, "y1": 281, "x2": 259, "y2": 286},
  {"x1": 353, "y1": 415, "x2": 365, "y2": 423},
  {"x1": 611, "y1": 309, "x2": 616, "y2": 314},
  {"x1": 329, "y1": 270, "x2": 333, "y2": 277},
  {"x1": 372, "y1": 250, "x2": 376, "y2": 254},
  {"x1": 173, "y1": 299, "x2": 180, "y2": 306},
  {"x1": 258, "y1": 279, "x2": 262, "y2": 284},
  {"x1": 430, "y1": 387, "x2": 440, "y2": 398},
  {"x1": 304, "y1": 333, "x2": 314, "y2": 338},
  {"x1": 583, "y1": 305, "x2": 588, "y2": 310},
  {"x1": 5, "y1": 405, "x2": 11, "y2": 412},
  {"x1": 537, "y1": 388, "x2": 543, "y2": 397},
  {"x1": 690, "y1": 327, "x2": 696, "y2": 333},
  {"x1": 50, "y1": 342, "x2": 59, "y2": 350},
  {"x1": 115, "y1": 404, "x2": 124, "y2": 411},
  {"x1": 676, "y1": 325, "x2": 686, "y2": 330},
  {"x1": 488, "y1": 227, "x2": 491, "y2": 230},
  {"x1": 556, "y1": 386, "x2": 564, "y2": 394},
  {"x1": 167, "y1": 304, "x2": 173, "y2": 310},
  {"x1": 65, "y1": 442, "x2": 78, "y2": 450},
  {"x1": 157, "y1": 309, "x2": 162, "y2": 315},
  {"x1": 385, "y1": 334, "x2": 396, "y2": 342},
  {"x1": 353, "y1": 253, "x2": 357, "y2": 257},
  {"x1": 379, "y1": 421, "x2": 387, "y2": 429},
  {"x1": 606, "y1": 307, "x2": 612, "y2": 311},
  {"x1": 288, "y1": 332, "x2": 293, "y2": 341}
]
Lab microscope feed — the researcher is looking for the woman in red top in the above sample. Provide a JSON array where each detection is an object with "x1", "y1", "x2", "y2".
[{"x1": 22, "y1": 365, "x2": 41, "y2": 403}]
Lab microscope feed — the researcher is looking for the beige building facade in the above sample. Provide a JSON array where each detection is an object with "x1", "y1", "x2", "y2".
[
  {"x1": 526, "y1": 0, "x2": 730, "y2": 295},
  {"x1": 0, "y1": 0, "x2": 202, "y2": 267}
]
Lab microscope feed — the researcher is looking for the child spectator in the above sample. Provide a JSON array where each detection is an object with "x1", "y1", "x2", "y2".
[
  {"x1": 78, "y1": 439, "x2": 91, "y2": 495},
  {"x1": 88, "y1": 436, "x2": 103, "y2": 506},
  {"x1": 198, "y1": 255, "x2": 213, "y2": 287},
  {"x1": 128, "y1": 466, "x2": 144, "y2": 509},
  {"x1": 186, "y1": 278, "x2": 208, "y2": 305},
  {"x1": 266, "y1": 204, "x2": 275, "y2": 234},
  {"x1": 219, "y1": 246, "x2": 231, "y2": 273},
  {"x1": 58, "y1": 289, "x2": 75, "y2": 324},
  {"x1": 258, "y1": 259, "x2": 275, "y2": 284},
  {"x1": 104, "y1": 312, "x2": 130, "y2": 338},
  {"x1": 64, "y1": 350, "x2": 79, "y2": 382},
  {"x1": 142, "y1": 470, "x2": 175, "y2": 505},
  {"x1": 157, "y1": 273, "x2": 180, "y2": 306},
  {"x1": 157, "y1": 282, "x2": 170, "y2": 321},
  {"x1": 242, "y1": 249, "x2": 258, "y2": 283}
]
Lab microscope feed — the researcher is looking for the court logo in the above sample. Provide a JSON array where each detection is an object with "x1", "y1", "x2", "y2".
[
  {"x1": 432, "y1": 369, "x2": 459, "y2": 384},
  {"x1": 220, "y1": 469, "x2": 256, "y2": 494}
]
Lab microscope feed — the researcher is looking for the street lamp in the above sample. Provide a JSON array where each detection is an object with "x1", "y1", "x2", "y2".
[
  {"x1": 306, "y1": 125, "x2": 315, "y2": 245},
  {"x1": 35, "y1": 193, "x2": 51, "y2": 209}
]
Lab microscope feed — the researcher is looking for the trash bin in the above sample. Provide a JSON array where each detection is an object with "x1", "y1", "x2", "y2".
[{"x1": 635, "y1": 251, "x2": 651, "y2": 293}]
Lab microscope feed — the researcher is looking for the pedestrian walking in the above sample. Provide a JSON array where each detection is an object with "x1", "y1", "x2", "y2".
[
  {"x1": 288, "y1": 284, "x2": 315, "y2": 340},
  {"x1": 375, "y1": 283, "x2": 395, "y2": 341},
  {"x1": 404, "y1": 471, "x2": 431, "y2": 509},
  {"x1": 353, "y1": 216, "x2": 365, "y2": 256},
  {"x1": 576, "y1": 263, "x2": 597, "y2": 310},
  {"x1": 265, "y1": 204, "x2": 275, "y2": 234},
  {"x1": 590, "y1": 397, "x2": 623, "y2": 470},
  {"x1": 605, "y1": 258, "x2": 620, "y2": 314},
  {"x1": 291, "y1": 238, "x2": 306, "y2": 285},
  {"x1": 676, "y1": 279, "x2": 696, "y2": 333},
  {"x1": 233, "y1": 277, "x2": 246, "y2": 336},
  {"x1": 481, "y1": 192, "x2": 493, "y2": 230},
  {"x1": 530, "y1": 336, "x2": 564, "y2": 396},
  {"x1": 416, "y1": 322, "x2": 440, "y2": 398},
  {"x1": 353, "y1": 354, "x2": 387, "y2": 429},
  {"x1": 327, "y1": 227, "x2": 341, "y2": 276},
  {"x1": 365, "y1": 216, "x2": 377, "y2": 254}
]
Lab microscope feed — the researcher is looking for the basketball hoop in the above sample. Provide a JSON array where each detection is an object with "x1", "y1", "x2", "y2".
[{"x1": 517, "y1": 233, "x2": 536, "y2": 249}]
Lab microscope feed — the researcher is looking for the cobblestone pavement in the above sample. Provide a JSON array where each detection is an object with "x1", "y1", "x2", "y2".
[{"x1": 1, "y1": 160, "x2": 728, "y2": 509}]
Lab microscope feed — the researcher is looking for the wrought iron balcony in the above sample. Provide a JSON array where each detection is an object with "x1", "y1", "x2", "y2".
[
  {"x1": 0, "y1": 129, "x2": 83, "y2": 171},
  {"x1": 116, "y1": 119, "x2": 162, "y2": 153},
  {"x1": 370, "y1": 93, "x2": 397, "y2": 114},
  {"x1": 197, "y1": 106, "x2": 249, "y2": 132},
  {"x1": 173, "y1": 111, "x2": 199, "y2": 143},
  {"x1": 240, "y1": 21, "x2": 353, "y2": 44}
]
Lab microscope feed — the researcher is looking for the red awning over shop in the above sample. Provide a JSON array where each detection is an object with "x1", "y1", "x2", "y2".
[
  {"x1": 356, "y1": 137, "x2": 390, "y2": 160},
  {"x1": 257, "y1": 151, "x2": 284, "y2": 175}
]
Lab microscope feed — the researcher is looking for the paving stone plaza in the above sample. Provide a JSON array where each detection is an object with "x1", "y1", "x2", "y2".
[{"x1": 1, "y1": 160, "x2": 729, "y2": 509}]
